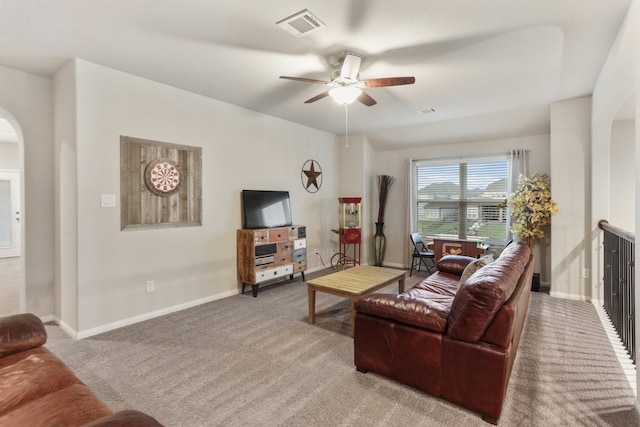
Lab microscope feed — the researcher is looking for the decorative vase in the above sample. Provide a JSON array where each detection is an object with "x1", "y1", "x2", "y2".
[
  {"x1": 373, "y1": 222, "x2": 386, "y2": 266},
  {"x1": 531, "y1": 272, "x2": 541, "y2": 292}
]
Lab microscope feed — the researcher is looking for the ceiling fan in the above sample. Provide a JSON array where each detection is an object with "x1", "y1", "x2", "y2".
[{"x1": 279, "y1": 54, "x2": 415, "y2": 106}]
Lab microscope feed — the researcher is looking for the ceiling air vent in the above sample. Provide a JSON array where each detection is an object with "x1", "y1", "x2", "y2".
[{"x1": 277, "y1": 9, "x2": 326, "y2": 37}]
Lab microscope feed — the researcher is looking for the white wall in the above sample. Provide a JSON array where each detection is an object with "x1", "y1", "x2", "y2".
[
  {"x1": 57, "y1": 59, "x2": 338, "y2": 335},
  {"x1": 610, "y1": 119, "x2": 635, "y2": 232},
  {"x1": 371, "y1": 133, "x2": 551, "y2": 274},
  {"x1": 53, "y1": 61, "x2": 78, "y2": 330},
  {"x1": 592, "y1": 0, "x2": 639, "y2": 303},
  {"x1": 591, "y1": 0, "x2": 639, "y2": 395},
  {"x1": 0, "y1": 65, "x2": 54, "y2": 317},
  {"x1": 549, "y1": 96, "x2": 592, "y2": 300}
]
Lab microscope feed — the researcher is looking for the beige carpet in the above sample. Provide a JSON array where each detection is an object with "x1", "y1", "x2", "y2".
[{"x1": 44, "y1": 270, "x2": 640, "y2": 426}]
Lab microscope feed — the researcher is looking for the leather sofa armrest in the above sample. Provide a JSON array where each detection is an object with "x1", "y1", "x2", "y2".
[
  {"x1": 356, "y1": 293, "x2": 450, "y2": 332},
  {"x1": 436, "y1": 255, "x2": 476, "y2": 276},
  {"x1": 0, "y1": 313, "x2": 47, "y2": 357},
  {"x1": 81, "y1": 410, "x2": 164, "y2": 427}
]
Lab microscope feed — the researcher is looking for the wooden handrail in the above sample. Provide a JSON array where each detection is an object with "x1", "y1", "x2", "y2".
[{"x1": 598, "y1": 219, "x2": 635, "y2": 244}]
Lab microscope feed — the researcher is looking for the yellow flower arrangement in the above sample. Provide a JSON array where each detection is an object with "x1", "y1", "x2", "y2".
[{"x1": 506, "y1": 173, "x2": 559, "y2": 247}]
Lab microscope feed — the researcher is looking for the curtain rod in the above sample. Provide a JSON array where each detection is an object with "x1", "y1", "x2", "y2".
[{"x1": 412, "y1": 149, "x2": 529, "y2": 164}]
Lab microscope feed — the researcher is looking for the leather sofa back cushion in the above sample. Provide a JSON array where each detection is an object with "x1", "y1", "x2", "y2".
[
  {"x1": 0, "y1": 313, "x2": 47, "y2": 358},
  {"x1": 447, "y1": 242, "x2": 531, "y2": 342}
]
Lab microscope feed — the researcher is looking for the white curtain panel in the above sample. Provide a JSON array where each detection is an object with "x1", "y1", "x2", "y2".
[
  {"x1": 404, "y1": 158, "x2": 416, "y2": 268},
  {"x1": 507, "y1": 149, "x2": 529, "y2": 239}
]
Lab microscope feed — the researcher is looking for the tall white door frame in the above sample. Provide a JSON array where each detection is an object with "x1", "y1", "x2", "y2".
[{"x1": 0, "y1": 170, "x2": 20, "y2": 259}]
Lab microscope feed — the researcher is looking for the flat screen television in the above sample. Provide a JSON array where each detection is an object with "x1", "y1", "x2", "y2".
[{"x1": 242, "y1": 190, "x2": 292, "y2": 229}]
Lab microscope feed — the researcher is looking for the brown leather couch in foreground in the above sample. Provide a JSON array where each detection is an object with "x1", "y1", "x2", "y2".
[
  {"x1": 354, "y1": 241, "x2": 533, "y2": 424},
  {"x1": 0, "y1": 313, "x2": 163, "y2": 427}
]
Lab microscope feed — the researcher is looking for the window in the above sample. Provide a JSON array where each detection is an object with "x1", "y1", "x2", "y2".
[{"x1": 415, "y1": 157, "x2": 508, "y2": 246}]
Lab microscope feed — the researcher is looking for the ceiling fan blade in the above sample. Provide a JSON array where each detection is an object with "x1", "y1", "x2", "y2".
[
  {"x1": 279, "y1": 76, "x2": 329, "y2": 85},
  {"x1": 357, "y1": 92, "x2": 377, "y2": 106},
  {"x1": 363, "y1": 77, "x2": 415, "y2": 87},
  {"x1": 340, "y1": 54, "x2": 361, "y2": 80},
  {"x1": 304, "y1": 91, "x2": 330, "y2": 103}
]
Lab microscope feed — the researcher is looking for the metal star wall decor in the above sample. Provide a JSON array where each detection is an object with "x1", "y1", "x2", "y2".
[{"x1": 301, "y1": 159, "x2": 323, "y2": 193}]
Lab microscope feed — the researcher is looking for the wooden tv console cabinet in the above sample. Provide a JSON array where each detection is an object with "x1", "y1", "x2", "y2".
[{"x1": 237, "y1": 225, "x2": 307, "y2": 297}]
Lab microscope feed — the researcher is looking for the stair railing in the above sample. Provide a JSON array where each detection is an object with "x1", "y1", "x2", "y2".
[{"x1": 599, "y1": 219, "x2": 635, "y2": 364}]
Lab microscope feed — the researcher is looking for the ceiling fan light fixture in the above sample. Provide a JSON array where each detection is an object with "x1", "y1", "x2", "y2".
[{"x1": 329, "y1": 86, "x2": 362, "y2": 105}]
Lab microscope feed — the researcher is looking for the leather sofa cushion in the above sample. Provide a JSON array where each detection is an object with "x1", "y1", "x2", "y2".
[
  {"x1": 447, "y1": 242, "x2": 531, "y2": 342},
  {"x1": 0, "y1": 346, "x2": 83, "y2": 416},
  {"x1": 0, "y1": 383, "x2": 112, "y2": 427},
  {"x1": 436, "y1": 255, "x2": 476, "y2": 276},
  {"x1": 412, "y1": 271, "x2": 459, "y2": 296},
  {"x1": 356, "y1": 290, "x2": 453, "y2": 332},
  {"x1": 0, "y1": 313, "x2": 46, "y2": 358}
]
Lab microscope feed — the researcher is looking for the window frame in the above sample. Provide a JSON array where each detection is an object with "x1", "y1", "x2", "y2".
[{"x1": 414, "y1": 155, "x2": 508, "y2": 247}]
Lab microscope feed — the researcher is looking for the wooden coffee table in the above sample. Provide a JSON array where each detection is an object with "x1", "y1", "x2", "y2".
[{"x1": 306, "y1": 265, "x2": 406, "y2": 336}]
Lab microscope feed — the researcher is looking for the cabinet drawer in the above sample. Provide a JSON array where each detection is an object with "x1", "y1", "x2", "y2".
[
  {"x1": 278, "y1": 241, "x2": 294, "y2": 252},
  {"x1": 292, "y1": 260, "x2": 307, "y2": 273},
  {"x1": 256, "y1": 264, "x2": 293, "y2": 283},
  {"x1": 252, "y1": 230, "x2": 269, "y2": 244},
  {"x1": 268, "y1": 227, "x2": 289, "y2": 242},
  {"x1": 287, "y1": 226, "x2": 299, "y2": 240},
  {"x1": 255, "y1": 243, "x2": 277, "y2": 257},
  {"x1": 292, "y1": 248, "x2": 306, "y2": 262},
  {"x1": 293, "y1": 239, "x2": 306, "y2": 249},
  {"x1": 274, "y1": 252, "x2": 292, "y2": 266}
]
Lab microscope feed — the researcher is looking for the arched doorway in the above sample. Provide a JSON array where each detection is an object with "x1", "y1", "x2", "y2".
[{"x1": 0, "y1": 114, "x2": 24, "y2": 315}]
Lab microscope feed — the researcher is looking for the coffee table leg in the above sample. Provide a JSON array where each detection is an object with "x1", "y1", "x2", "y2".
[
  {"x1": 399, "y1": 274, "x2": 406, "y2": 293},
  {"x1": 308, "y1": 285, "x2": 316, "y2": 324},
  {"x1": 350, "y1": 297, "x2": 357, "y2": 337}
]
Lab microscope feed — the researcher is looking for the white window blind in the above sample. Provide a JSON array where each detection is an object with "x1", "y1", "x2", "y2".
[{"x1": 415, "y1": 157, "x2": 508, "y2": 245}]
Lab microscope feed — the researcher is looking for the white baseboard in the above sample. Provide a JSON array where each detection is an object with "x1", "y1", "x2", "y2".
[
  {"x1": 592, "y1": 301, "x2": 637, "y2": 396},
  {"x1": 549, "y1": 290, "x2": 595, "y2": 302},
  {"x1": 39, "y1": 314, "x2": 55, "y2": 323},
  {"x1": 381, "y1": 262, "x2": 404, "y2": 269},
  {"x1": 50, "y1": 290, "x2": 238, "y2": 340},
  {"x1": 57, "y1": 318, "x2": 79, "y2": 340}
]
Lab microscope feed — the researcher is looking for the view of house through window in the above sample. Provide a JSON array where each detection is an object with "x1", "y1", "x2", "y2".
[{"x1": 415, "y1": 157, "x2": 508, "y2": 247}]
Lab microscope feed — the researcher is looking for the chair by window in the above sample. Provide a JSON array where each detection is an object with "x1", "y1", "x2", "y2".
[{"x1": 410, "y1": 233, "x2": 435, "y2": 276}]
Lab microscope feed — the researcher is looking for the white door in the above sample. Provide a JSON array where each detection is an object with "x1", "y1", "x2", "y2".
[{"x1": 0, "y1": 171, "x2": 20, "y2": 258}]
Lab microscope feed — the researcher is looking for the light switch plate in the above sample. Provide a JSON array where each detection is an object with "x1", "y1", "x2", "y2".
[{"x1": 101, "y1": 194, "x2": 116, "y2": 208}]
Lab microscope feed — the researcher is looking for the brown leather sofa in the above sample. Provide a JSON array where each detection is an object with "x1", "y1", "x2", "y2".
[
  {"x1": 354, "y1": 241, "x2": 533, "y2": 424},
  {"x1": 0, "y1": 313, "x2": 163, "y2": 427}
]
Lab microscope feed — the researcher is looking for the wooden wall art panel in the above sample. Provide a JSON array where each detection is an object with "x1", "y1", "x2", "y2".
[{"x1": 120, "y1": 136, "x2": 202, "y2": 231}]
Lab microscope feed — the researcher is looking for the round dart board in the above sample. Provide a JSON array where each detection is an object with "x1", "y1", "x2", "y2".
[{"x1": 144, "y1": 158, "x2": 183, "y2": 197}]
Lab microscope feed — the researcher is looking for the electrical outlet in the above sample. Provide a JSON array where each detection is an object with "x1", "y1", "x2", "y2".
[
  {"x1": 581, "y1": 268, "x2": 590, "y2": 279},
  {"x1": 146, "y1": 280, "x2": 155, "y2": 293}
]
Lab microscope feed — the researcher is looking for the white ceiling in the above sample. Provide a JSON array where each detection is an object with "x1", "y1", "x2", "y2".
[{"x1": 0, "y1": 1, "x2": 633, "y2": 150}]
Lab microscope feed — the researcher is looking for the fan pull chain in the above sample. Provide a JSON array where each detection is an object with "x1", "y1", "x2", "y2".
[{"x1": 344, "y1": 104, "x2": 349, "y2": 148}]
